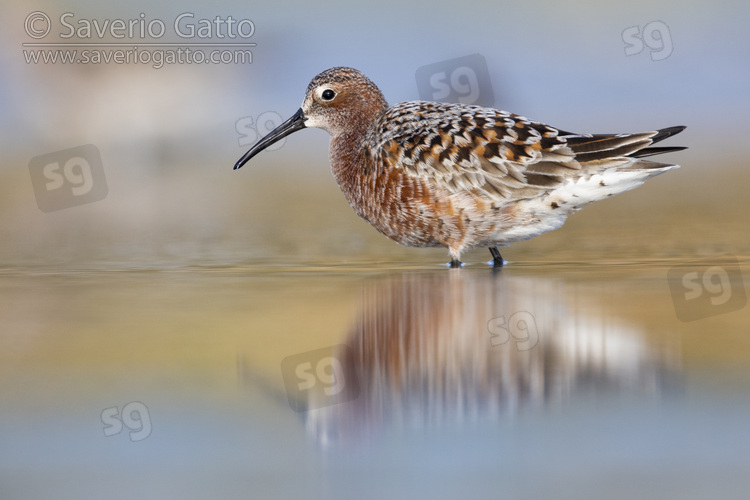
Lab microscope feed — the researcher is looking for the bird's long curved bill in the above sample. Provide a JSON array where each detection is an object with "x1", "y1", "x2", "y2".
[{"x1": 233, "y1": 108, "x2": 307, "y2": 170}]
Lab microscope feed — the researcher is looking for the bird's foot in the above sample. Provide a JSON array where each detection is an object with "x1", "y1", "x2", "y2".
[{"x1": 489, "y1": 247, "x2": 505, "y2": 268}]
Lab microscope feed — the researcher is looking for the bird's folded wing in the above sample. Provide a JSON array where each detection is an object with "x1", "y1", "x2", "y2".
[{"x1": 365, "y1": 101, "x2": 681, "y2": 203}]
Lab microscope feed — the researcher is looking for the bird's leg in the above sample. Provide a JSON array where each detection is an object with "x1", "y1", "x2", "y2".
[
  {"x1": 489, "y1": 247, "x2": 505, "y2": 268},
  {"x1": 448, "y1": 248, "x2": 464, "y2": 268}
]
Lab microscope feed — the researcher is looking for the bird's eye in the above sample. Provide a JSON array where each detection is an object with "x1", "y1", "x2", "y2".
[{"x1": 321, "y1": 89, "x2": 336, "y2": 101}]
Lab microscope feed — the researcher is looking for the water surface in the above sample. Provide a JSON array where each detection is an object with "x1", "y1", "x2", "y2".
[{"x1": 2, "y1": 255, "x2": 748, "y2": 499}]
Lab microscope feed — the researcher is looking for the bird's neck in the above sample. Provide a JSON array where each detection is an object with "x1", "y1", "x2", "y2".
[
  {"x1": 330, "y1": 128, "x2": 366, "y2": 174},
  {"x1": 329, "y1": 113, "x2": 383, "y2": 182},
  {"x1": 329, "y1": 93, "x2": 388, "y2": 191}
]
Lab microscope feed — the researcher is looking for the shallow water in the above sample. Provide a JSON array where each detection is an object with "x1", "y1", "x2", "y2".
[
  {"x1": 3, "y1": 0, "x2": 749, "y2": 494},
  {"x1": 1, "y1": 148, "x2": 749, "y2": 500},
  {"x1": 1, "y1": 254, "x2": 748, "y2": 499}
]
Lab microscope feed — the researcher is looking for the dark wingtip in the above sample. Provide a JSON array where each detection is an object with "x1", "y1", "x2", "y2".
[
  {"x1": 630, "y1": 126, "x2": 687, "y2": 158},
  {"x1": 632, "y1": 146, "x2": 688, "y2": 158},
  {"x1": 651, "y1": 125, "x2": 687, "y2": 144}
]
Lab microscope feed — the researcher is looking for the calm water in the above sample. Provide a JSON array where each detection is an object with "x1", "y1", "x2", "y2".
[
  {"x1": 1, "y1": 255, "x2": 748, "y2": 499},
  {"x1": 3, "y1": 0, "x2": 748, "y2": 495},
  {"x1": 1, "y1": 143, "x2": 748, "y2": 500}
]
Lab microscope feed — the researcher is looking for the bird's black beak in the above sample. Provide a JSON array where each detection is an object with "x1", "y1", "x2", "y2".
[{"x1": 233, "y1": 108, "x2": 307, "y2": 170}]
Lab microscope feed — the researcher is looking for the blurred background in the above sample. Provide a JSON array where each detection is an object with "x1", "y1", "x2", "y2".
[
  {"x1": 1, "y1": 0, "x2": 748, "y2": 267},
  {"x1": 1, "y1": 1, "x2": 749, "y2": 499}
]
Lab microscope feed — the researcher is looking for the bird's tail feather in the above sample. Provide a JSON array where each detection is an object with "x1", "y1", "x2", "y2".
[{"x1": 563, "y1": 125, "x2": 686, "y2": 170}]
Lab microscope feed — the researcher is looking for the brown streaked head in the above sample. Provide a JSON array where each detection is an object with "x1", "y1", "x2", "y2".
[{"x1": 234, "y1": 67, "x2": 388, "y2": 170}]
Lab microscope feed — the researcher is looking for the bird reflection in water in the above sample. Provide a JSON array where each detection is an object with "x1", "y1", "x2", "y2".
[{"x1": 243, "y1": 271, "x2": 680, "y2": 449}]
